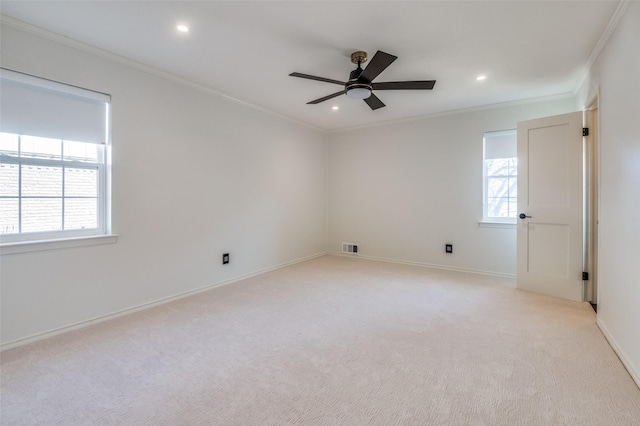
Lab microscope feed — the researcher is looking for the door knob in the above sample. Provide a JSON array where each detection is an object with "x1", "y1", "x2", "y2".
[{"x1": 519, "y1": 213, "x2": 532, "y2": 219}]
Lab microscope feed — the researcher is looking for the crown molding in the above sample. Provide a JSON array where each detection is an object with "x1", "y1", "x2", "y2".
[
  {"x1": 573, "y1": 0, "x2": 630, "y2": 95},
  {"x1": 328, "y1": 93, "x2": 576, "y2": 134},
  {"x1": 0, "y1": 15, "x2": 325, "y2": 134}
]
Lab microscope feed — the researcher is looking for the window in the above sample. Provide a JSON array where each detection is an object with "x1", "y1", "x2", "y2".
[
  {"x1": 0, "y1": 68, "x2": 111, "y2": 244},
  {"x1": 483, "y1": 129, "x2": 517, "y2": 223}
]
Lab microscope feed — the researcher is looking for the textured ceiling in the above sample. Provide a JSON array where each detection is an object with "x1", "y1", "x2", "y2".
[{"x1": 0, "y1": 1, "x2": 620, "y2": 131}]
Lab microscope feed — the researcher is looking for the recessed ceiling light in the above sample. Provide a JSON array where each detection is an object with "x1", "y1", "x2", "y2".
[
  {"x1": 177, "y1": 24, "x2": 189, "y2": 33},
  {"x1": 332, "y1": 106, "x2": 339, "y2": 110},
  {"x1": 476, "y1": 75, "x2": 487, "y2": 81}
]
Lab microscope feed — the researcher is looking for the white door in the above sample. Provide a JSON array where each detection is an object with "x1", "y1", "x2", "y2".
[{"x1": 517, "y1": 112, "x2": 583, "y2": 301}]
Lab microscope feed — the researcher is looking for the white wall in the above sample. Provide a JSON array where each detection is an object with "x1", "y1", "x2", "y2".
[
  {"x1": 0, "y1": 25, "x2": 328, "y2": 346},
  {"x1": 576, "y1": 2, "x2": 640, "y2": 386},
  {"x1": 328, "y1": 98, "x2": 576, "y2": 276}
]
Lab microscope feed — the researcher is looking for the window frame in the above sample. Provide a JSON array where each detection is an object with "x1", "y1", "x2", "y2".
[
  {"x1": 0, "y1": 68, "x2": 113, "y2": 250},
  {"x1": 482, "y1": 129, "x2": 518, "y2": 224},
  {"x1": 0, "y1": 134, "x2": 108, "y2": 243}
]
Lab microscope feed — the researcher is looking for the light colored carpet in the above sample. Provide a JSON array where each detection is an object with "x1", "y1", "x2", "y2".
[{"x1": 2, "y1": 255, "x2": 640, "y2": 425}]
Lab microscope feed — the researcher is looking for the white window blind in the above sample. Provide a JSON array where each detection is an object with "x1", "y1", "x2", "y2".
[
  {"x1": 0, "y1": 68, "x2": 110, "y2": 144},
  {"x1": 484, "y1": 129, "x2": 517, "y2": 159}
]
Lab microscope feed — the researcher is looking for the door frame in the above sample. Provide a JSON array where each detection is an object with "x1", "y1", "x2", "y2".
[{"x1": 584, "y1": 95, "x2": 600, "y2": 305}]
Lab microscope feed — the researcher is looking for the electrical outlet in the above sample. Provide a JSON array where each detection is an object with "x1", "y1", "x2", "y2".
[
  {"x1": 445, "y1": 244, "x2": 453, "y2": 253},
  {"x1": 222, "y1": 253, "x2": 230, "y2": 264}
]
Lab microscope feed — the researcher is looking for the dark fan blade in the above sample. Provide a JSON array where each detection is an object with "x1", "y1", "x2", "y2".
[
  {"x1": 307, "y1": 90, "x2": 345, "y2": 104},
  {"x1": 358, "y1": 51, "x2": 397, "y2": 83},
  {"x1": 364, "y1": 93, "x2": 385, "y2": 110},
  {"x1": 372, "y1": 80, "x2": 436, "y2": 90},
  {"x1": 289, "y1": 72, "x2": 345, "y2": 86}
]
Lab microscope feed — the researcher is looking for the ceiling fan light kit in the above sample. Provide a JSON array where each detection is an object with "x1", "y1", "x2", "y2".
[
  {"x1": 289, "y1": 50, "x2": 436, "y2": 110},
  {"x1": 345, "y1": 86, "x2": 372, "y2": 100}
]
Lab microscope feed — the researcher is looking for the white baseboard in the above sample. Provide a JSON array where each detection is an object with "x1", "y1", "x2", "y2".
[
  {"x1": 0, "y1": 251, "x2": 327, "y2": 352},
  {"x1": 328, "y1": 252, "x2": 517, "y2": 281},
  {"x1": 597, "y1": 318, "x2": 640, "y2": 389}
]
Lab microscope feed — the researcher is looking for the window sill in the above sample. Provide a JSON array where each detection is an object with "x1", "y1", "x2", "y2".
[
  {"x1": 0, "y1": 234, "x2": 118, "y2": 255},
  {"x1": 478, "y1": 221, "x2": 517, "y2": 229}
]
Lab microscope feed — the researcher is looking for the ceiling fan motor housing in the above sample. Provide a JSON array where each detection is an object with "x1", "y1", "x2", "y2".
[
  {"x1": 346, "y1": 62, "x2": 372, "y2": 99},
  {"x1": 349, "y1": 67, "x2": 363, "y2": 82}
]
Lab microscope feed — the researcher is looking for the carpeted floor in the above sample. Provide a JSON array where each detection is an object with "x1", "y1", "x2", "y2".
[{"x1": 2, "y1": 255, "x2": 640, "y2": 425}]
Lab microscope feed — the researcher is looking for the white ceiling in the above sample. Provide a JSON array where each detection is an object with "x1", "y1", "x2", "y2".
[{"x1": 0, "y1": 1, "x2": 620, "y2": 131}]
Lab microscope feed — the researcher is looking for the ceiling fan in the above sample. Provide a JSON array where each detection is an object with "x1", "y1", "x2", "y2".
[{"x1": 289, "y1": 50, "x2": 436, "y2": 110}]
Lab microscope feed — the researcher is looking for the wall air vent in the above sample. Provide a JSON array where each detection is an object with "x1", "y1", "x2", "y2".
[{"x1": 342, "y1": 242, "x2": 359, "y2": 254}]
